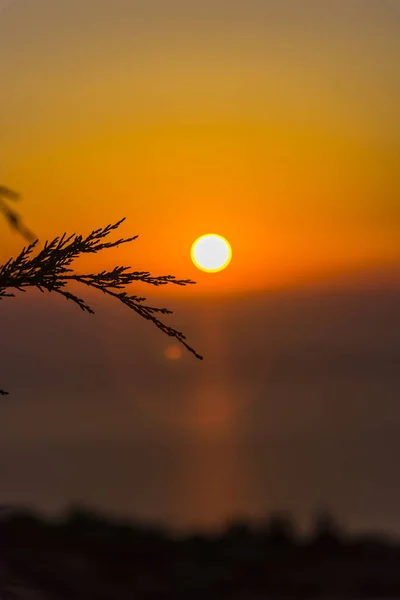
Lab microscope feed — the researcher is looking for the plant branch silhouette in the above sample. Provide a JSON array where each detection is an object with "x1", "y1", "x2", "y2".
[
  {"x1": 1, "y1": 217, "x2": 203, "y2": 394},
  {"x1": 0, "y1": 185, "x2": 36, "y2": 242}
]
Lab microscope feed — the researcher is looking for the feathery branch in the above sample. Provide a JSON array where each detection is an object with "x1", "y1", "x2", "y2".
[{"x1": 1, "y1": 218, "x2": 203, "y2": 394}]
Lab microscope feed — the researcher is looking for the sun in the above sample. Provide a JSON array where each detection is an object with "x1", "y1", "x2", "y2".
[{"x1": 191, "y1": 234, "x2": 232, "y2": 273}]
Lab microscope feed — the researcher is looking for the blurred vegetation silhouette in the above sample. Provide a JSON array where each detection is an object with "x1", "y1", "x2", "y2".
[
  {"x1": 0, "y1": 185, "x2": 36, "y2": 243},
  {"x1": 0, "y1": 504, "x2": 399, "y2": 599},
  {"x1": 0, "y1": 186, "x2": 202, "y2": 395}
]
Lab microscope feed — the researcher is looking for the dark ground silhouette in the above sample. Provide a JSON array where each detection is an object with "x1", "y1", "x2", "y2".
[{"x1": 0, "y1": 505, "x2": 399, "y2": 598}]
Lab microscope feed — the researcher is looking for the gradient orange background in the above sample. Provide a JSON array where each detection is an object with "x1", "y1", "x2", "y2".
[{"x1": 1, "y1": 0, "x2": 399, "y2": 296}]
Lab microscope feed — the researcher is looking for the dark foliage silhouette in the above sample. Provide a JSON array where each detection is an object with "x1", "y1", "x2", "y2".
[
  {"x1": 1, "y1": 186, "x2": 202, "y2": 395},
  {"x1": 0, "y1": 185, "x2": 36, "y2": 243},
  {"x1": 310, "y1": 508, "x2": 344, "y2": 549},
  {"x1": 0, "y1": 505, "x2": 399, "y2": 599},
  {"x1": 260, "y1": 511, "x2": 297, "y2": 548}
]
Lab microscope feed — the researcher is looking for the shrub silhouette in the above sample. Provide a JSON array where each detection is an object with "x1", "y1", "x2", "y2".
[
  {"x1": 309, "y1": 509, "x2": 344, "y2": 549},
  {"x1": 261, "y1": 511, "x2": 298, "y2": 548},
  {"x1": 1, "y1": 505, "x2": 400, "y2": 599}
]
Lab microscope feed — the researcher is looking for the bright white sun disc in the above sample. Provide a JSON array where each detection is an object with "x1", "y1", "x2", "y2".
[{"x1": 191, "y1": 234, "x2": 232, "y2": 273}]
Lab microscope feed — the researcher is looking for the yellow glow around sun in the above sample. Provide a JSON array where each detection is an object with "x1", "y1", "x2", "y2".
[{"x1": 191, "y1": 234, "x2": 232, "y2": 273}]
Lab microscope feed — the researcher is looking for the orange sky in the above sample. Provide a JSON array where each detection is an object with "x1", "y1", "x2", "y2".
[{"x1": 1, "y1": 0, "x2": 399, "y2": 295}]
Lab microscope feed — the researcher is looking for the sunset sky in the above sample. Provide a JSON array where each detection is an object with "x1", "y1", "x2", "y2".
[
  {"x1": 1, "y1": 0, "x2": 399, "y2": 292},
  {"x1": 1, "y1": 1, "x2": 400, "y2": 534}
]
